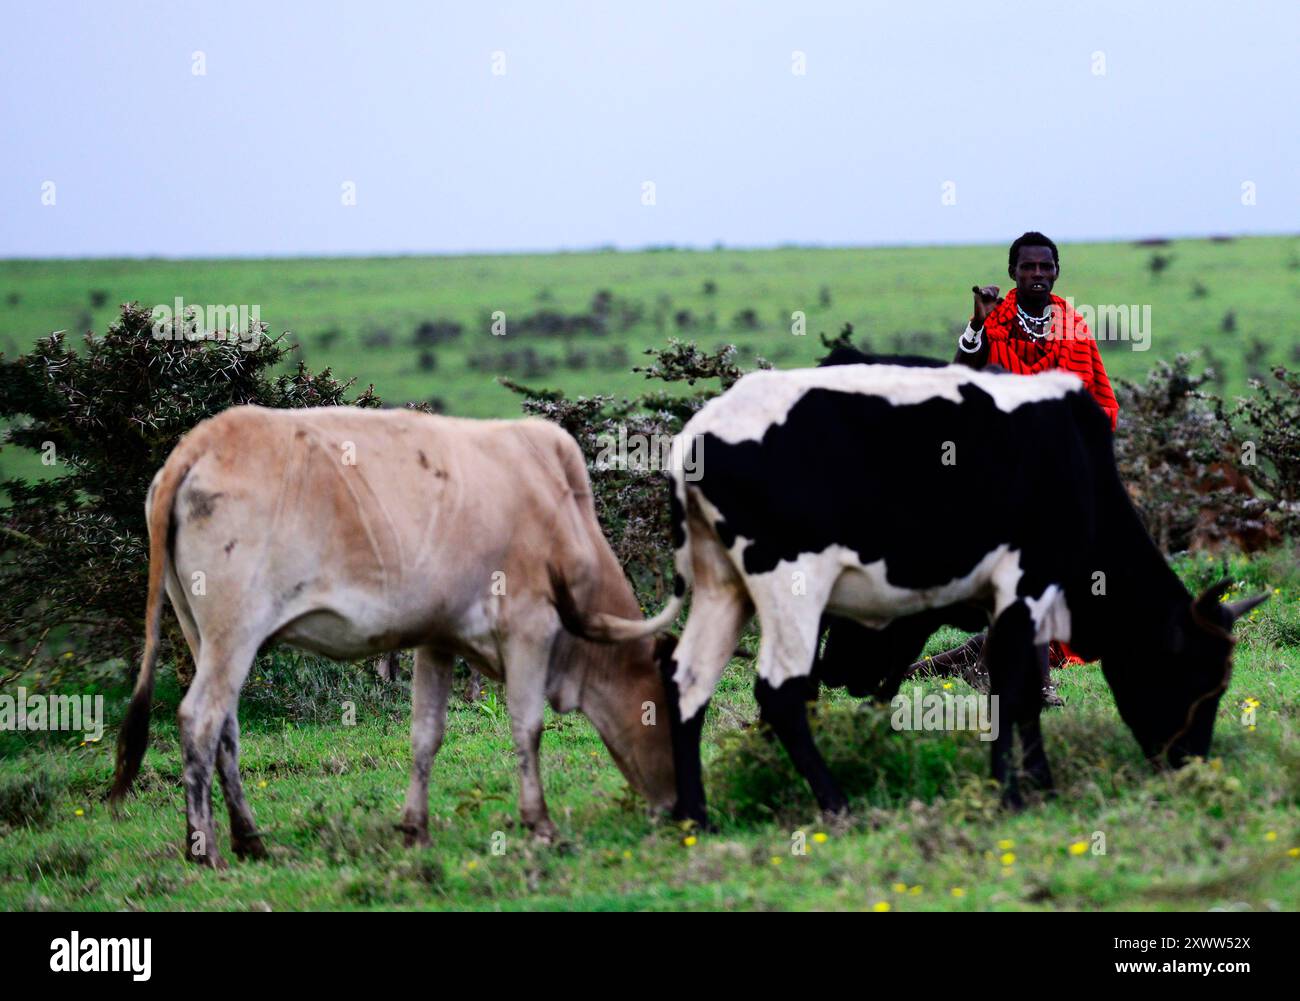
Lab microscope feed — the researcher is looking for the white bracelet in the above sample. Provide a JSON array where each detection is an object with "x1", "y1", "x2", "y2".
[{"x1": 958, "y1": 325, "x2": 983, "y2": 353}]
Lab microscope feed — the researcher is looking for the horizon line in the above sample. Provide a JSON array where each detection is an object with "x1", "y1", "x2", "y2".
[{"x1": 2, "y1": 229, "x2": 1296, "y2": 265}]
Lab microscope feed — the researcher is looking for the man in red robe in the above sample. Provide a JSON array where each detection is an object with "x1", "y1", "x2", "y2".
[
  {"x1": 919, "y1": 232, "x2": 1119, "y2": 705},
  {"x1": 955, "y1": 231, "x2": 1119, "y2": 426}
]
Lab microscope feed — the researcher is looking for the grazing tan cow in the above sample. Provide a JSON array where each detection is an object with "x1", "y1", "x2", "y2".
[{"x1": 109, "y1": 406, "x2": 674, "y2": 867}]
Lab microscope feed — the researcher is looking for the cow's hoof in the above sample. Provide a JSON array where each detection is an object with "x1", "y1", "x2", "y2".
[
  {"x1": 396, "y1": 822, "x2": 431, "y2": 848},
  {"x1": 529, "y1": 818, "x2": 558, "y2": 844},
  {"x1": 673, "y1": 814, "x2": 716, "y2": 834},
  {"x1": 231, "y1": 834, "x2": 269, "y2": 861},
  {"x1": 820, "y1": 801, "x2": 851, "y2": 822},
  {"x1": 1000, "y1": 791, "x2": 1026, "y2": 813},
  {"x1": 1040, "y1": 685, "x2": 1065, "y2": 709}
]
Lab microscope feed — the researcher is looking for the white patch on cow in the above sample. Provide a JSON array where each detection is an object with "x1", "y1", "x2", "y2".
[
  {"x1": 1025, "y1": 584, "x2": 1072, "y2": 644},
  {"x1": 826, "y1": 544, "x2": 1013, "y2": 625},
  {"x1": 671, "y1": 534, "x2": 1075, "y2": 721},
  {"x1": 989, "y1": 548, "x2": 1025, "y2": 617},
  {"x1": 683, "y1": 364, "x2": 1083, "y2": 446},
  {"x1": 989, "y1": 550, "x2": 1073, "y2": 642}
]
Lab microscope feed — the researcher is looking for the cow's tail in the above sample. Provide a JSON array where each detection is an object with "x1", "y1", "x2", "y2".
[
  {"x1": 551, "y1": 438, "x2": 694, "y2": 644},
  {"x1": 109, "y1": 449, "x2": 194, "y2": 809}
]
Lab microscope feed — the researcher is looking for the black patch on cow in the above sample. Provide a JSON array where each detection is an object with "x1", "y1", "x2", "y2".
[
  {"x1": 186, "y1": 489, "x2": 224, "y2": 521},
  {"x1": 692, "y1": 381, "x2": 1096, "y2": 592},
  {"x1": 224, "y1": 539, "x2": 237, "y2": 556},
  {"x1": 417, "y1": 450, "x2": 430, "y2": 469},
  {"x1": 673, "y1": 574, "x2": 686, "y2": 598},
  {"x1": 818, "y1": 346, "x2": 948, "y2": 369},
  {"x1": 667, "y1": 479, "x2": 686, "y2": 549}
]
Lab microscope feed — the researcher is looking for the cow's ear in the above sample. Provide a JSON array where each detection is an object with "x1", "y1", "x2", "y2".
[{"x1": 1190, "y1": 579, "x2": 1235, "y2": 638}]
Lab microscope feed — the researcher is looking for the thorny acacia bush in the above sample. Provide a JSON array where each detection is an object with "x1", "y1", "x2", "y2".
[
  {"x1": 0, "y1": 303, "x2": 380, "y2": 689},
  {"x1": 1113, "y1": 354, "x2": 1299, "y2": 553}
]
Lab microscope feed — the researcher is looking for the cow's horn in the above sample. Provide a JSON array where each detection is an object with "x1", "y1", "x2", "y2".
[{"x1": 1225, "y1": 592, "x2": 1270, "y2": 622}]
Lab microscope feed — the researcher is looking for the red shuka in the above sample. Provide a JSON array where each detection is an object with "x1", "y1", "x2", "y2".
[{"x1": 981, "y1": 289, "x2": 1120, "y2": 430}]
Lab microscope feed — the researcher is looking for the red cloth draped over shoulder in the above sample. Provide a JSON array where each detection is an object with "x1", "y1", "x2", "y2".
[{"x1": 981, "y1": 289, "x2": 1120, "y2": 430}]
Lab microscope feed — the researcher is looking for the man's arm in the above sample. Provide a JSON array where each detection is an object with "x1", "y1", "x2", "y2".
[
  {"x1": 954, "y1": 322, "x2": 990, "y2": 367},
  {"x1": 954, "y1": 284, "x2": 1000, "y2": 368}
]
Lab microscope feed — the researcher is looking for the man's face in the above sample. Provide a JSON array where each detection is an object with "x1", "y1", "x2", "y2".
[{"x1": 1010, "y1": 245, "x2": 1058, "y2": 300}]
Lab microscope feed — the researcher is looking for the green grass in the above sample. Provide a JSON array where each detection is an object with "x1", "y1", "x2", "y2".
[{"x1": 2, "y1": 551, "x2": 1297, "y2": 911}]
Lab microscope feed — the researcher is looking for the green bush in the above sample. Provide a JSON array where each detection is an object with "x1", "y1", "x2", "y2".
[{"x1": 0, "y1": 303, "x2": 380, "y2": 688}]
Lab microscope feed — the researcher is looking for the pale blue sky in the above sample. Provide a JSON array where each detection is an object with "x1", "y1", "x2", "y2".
[{"x1": 2, "y1": 0, "x2": 1296, "y2": 257}]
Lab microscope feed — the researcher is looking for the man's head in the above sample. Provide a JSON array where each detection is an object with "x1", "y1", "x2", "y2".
[{"x1": 1007, "y1": 231, "x2": 1060, "y2": 305}]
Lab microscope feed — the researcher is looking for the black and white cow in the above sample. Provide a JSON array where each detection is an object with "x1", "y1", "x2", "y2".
[{"x1": 554, "y1": 358, "x2": 1266, "y2": 825}]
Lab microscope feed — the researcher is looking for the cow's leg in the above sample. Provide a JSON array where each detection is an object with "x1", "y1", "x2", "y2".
[
  {"x1": 983, "y1": 602, "x2": 1040, "y2": 810},
  {"x1": 747, "y1": 564, "x2": 837, "y2": 812},
  {"x1": 754, "y1": 675, "x2": 848, "y2": 816},
  {"x1": 503, "y1": 637, "x2": 556, "y2": 841},
  {"x1": 178, "y1": 637, "x2": 257, "y2": 868},
  {"x1": 400, "y1": 646, "x2": 454, "y2": 846},
  {"x1": 1017, "y1": 715, "x2": 1055, "y2": 795},
  {"x1": 659, "y1": 654, "x2": 708, "y2": 826},
  {"x1": 216, "y1": 712, "x2": 266, "y2": 860},
  {"x1": 375, "y1": 650, "x2": 398, "y2": 683},
  {"x1": 666, "y1": 586, "x2": 749, "y2": 829},
  {"x1": 1017, "y1": 646, "x2": 1055, "y2": 793}
]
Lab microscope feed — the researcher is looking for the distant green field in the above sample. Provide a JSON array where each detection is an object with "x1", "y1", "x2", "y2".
[{"x1": 2, "y1": 237, "x2": 1298, "y2": 428}]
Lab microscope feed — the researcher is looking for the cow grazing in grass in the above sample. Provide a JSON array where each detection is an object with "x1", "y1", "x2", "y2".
[
  {"x1": 554, "y1": 360, "x2": 1266, "y2": 825},
  {"x1": 109, "y1": 406, "x2": 675, "y2": 867}
]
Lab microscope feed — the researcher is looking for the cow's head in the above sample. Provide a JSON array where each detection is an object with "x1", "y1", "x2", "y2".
[
  {"x1": 578, "y1": 634, "x2": 677, "y2": 811},
  {"x1": 1105, "y1": 580, "x2": 1268, "y2": 767}
]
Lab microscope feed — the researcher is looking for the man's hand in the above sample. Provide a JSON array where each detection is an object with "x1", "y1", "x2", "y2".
[{"x1": 971, "y1": 285, "x2": 1003, "y2": 329}]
